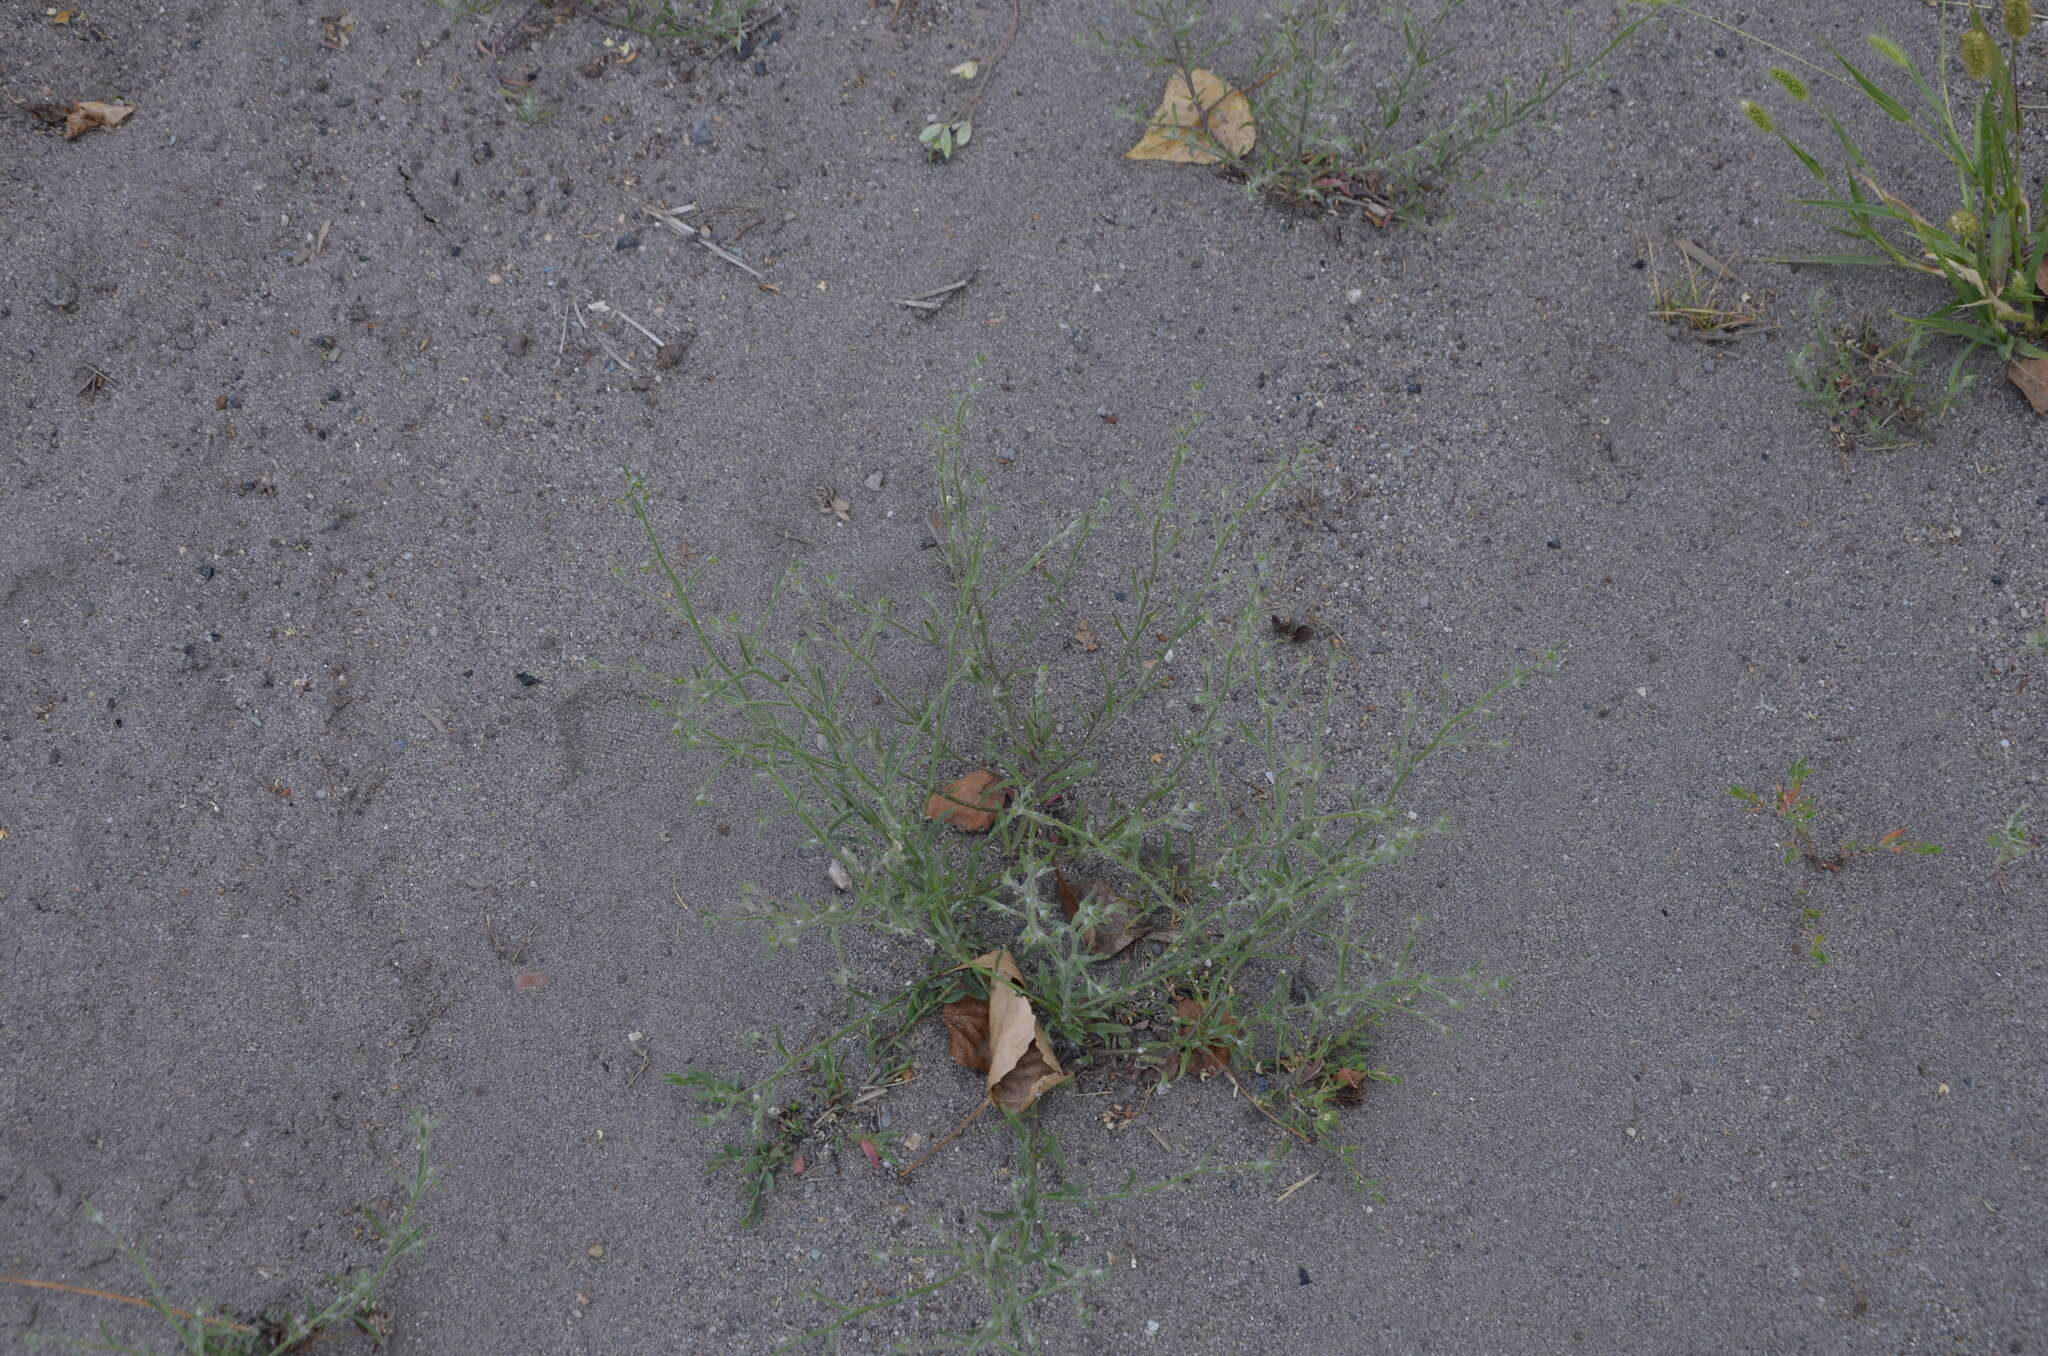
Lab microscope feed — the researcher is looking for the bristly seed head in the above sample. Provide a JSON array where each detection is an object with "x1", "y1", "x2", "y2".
[
  {"x1": 2003, "y1": 0, "x2": 2033, "y2": 41},
  {"x1": 1961, "y1": 23, "x2": 1998, "y2": 81},
  {"x1": 1768, "y1": 67, "x2": 1812, "y2": 102},
  {"x1": 1741, "y1": 99, "x2": 1777, "y2": 134},
  {"x1": 1866, "y1": 34, "x2": 1911, "y2": 68},
  {"x1": 1948, "y1": 209, "x2": 1982, "y2": 242}
]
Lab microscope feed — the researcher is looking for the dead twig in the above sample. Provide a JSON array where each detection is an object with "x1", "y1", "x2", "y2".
[{"x1": 893, "y1": 275, "x2": 975, "y2": 312}]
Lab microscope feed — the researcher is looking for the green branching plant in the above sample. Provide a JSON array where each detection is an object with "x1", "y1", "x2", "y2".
[
  {"x1": 1791, "y1": 304, "x2": 1970, "y2": 453},
  {"x1": 1106, "y1": 0, "x2": 1646, "y2": 226},
  {"x1": 1729, "y1": 758, "x2": 1944, "y2": 873},
  {"x1": 434, "y1": 0, "x2": 763, "y2": 53},
  {"x1": 614, "y1": 386, "x2": 1550, "y2": 1249},
  {"x1": 12, "y1": 1111, "x2": 440, "y2": 1355},
  {"x1": 1640, "y1": 0, "x2": 2048, "y2": 401},
  {"x1": 600, "y1": 0, "x2": 764, "y2": 51},
  {"x1": 781, "y1": 1115, "x2": 1256, "y2": 1353}
]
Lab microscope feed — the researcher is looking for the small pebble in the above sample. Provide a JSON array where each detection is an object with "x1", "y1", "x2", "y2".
[
  {"x1": 504, "y1": 332, "x2": 530, "y2": 357},
  {"x1": 864, "y1": 471, "x2": 885, "y2": 492},
  {"x1": 689, "y1": 119, "x2": 713, "y2": 145},
  {"x1": 587, "y1": 1244, "x2": 605, "y2": 1259},
  {"x1": 1547, "y1": 538, "x2": 1562, "y2": 550},
  {"x1": 196, "y1": 564, "x2": 215, "y2": 580},
  {"x1": 615, "y1": 233, "x2": 640, "y2": 250},
  {"x1": 751, "y1": 60, "x2": 767, "y2": 76},
  {"x1": 43, "y1": 270, "x2": 79, "y2": 312},
  {"x1": 1405, "y1": 382, "x2": 1422, "y2": 394}
]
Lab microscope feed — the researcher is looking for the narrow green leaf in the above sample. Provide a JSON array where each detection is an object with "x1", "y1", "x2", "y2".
[{"x1": 1829, "y1": 45, "x2": 1913, "y2": 122}]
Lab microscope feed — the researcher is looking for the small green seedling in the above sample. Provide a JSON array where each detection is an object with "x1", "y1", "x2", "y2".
[
  {"x1": 1799, "y1": 905, "x2": 1829, "y2": 966},
  {"x1": 918, "y1": 118, "x2": 973, "y2": 161},
  {"x1": 1988, "y1": 807, "x2": 2036, "y2": 867},
  {"x1": 503, "y1": 87, "x2": 555, "y2": 125},
  {"x1": 1728, "y1": 758, "x2": 1943, "y2": 872}
]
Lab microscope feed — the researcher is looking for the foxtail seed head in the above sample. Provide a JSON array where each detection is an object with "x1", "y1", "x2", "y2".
[
  {"x1": 1768, "y1": 67, "x2": 1812, "y2": 102},
  {"x1": 1741, "y1": 99, "x2": 1776, "y2": 134},
  {"x1": 1961, "y1": 23, "x2": 1998, "y2": 81},
  {"x1": 1948, "y1": 209, "x2": 1982, "y2": 242},
  {"x1": 1867, "y1": 34, "x2": 1911, "y2": 68},
  {"x1": 2003, "y1": 0, "x2": 2033, "y2": 41}
]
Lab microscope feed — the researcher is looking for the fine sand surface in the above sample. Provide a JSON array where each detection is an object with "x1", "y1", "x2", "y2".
[{"x1": 4, "y1": 1, "x2": 2043, "y2": 1350}]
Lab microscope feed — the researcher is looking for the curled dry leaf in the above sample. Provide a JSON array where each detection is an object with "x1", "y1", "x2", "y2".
[
  {"x1": 1055, "y1": 867, "x2": 1149, "y2": 960},
  {"x1": 949, "y1": 60, "x2": 980, "y2": 79},
  {"x1": 1073, "y1": 618, "x2": 1100, "y2": 652},
  {"x1": 941, "y1": 995, "x2": 993, "y2": 1072},
  {"x1": 64, "y1": 100, "x2": 135, "y2": 141},
  {"x1": 1125, "y1": 70, "x2": 1254, "y2": 165},
  {"x1": 949, "y1": 950, "x2": 1068, "y2": 1113},
  {"x1": 924, "y1": 768, "x2": 1008, "y2": 832},
  {"x1": 1172, "y1": 994, "x2": 1234, "y2": 1078},
  {"x1": 2007, "y1": 357, "x2": 2048, "y2": 415}
]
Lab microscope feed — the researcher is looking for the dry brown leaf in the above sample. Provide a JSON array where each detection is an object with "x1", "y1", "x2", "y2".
[
  {"x1": 925, "y1": 768, "x2": 1008, "y2": 832},
  {"x1": 952, "y1": 950, "x2": 1068, "y2": 1113},
  {"x1": 64, "y1": 100, "x2": 134, "y2": 141},
  {"x1": 1172, "y1": 995, "x2": 1235, "y2": 1078},
  {"x1": 1054, "y1": 867, "x2": 1149, "y2": 960},
  {"x1": 1125, "y1": 70, "x2": 1254, "y2": 164},
  {"x1": 941, "y1": 996, "x2": 994, "y2": 1072},
  {"x1": 1074, "y1": 618, "x2": 1100, "y2": 652},
  {"x1": 2007, "y1": 356, "x2": 2048, "y2": 415},
  {"x1": 1331, "y1": 1066, "x2": 1369, "y2": 1106}
]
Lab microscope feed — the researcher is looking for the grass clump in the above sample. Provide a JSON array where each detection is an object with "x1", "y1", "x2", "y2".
[
  {"x1": 1105, "y1": 0, "x2": 1646, "y2": 227},
  {"x1": 1641, "y1": 0, "x2": 2048, "y2": 405},
  {"x1": 12, "y1": 1111, "x2": 440, "y2": 1355},
  {"x1": 1644, "y1": 242, "x2": 1769, "y2": 338},
  {"x1": 1790, "y1": 305, "x2": 1970, "y2": 454},
  {"x1": 615, "y1": 387, "x2": 1549, "y2": 1242}
]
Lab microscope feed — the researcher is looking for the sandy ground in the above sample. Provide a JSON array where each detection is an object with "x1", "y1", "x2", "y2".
[{"x1": 4, "y1": 0, "x2": 2045, "y2": 1350}]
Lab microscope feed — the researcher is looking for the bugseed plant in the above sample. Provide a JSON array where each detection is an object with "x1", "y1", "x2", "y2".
[
  {"x1": 612, "y1": 390, "x2": 1551, "y2": 1234},
  {"x1": 1789, "y1": 303, "x2": 1970, "y2": 454},
  {"x1": 11, "y1": 1111, "x2": 440, "y2": 1355},
  {"x1": 1640, "y1": 0, "x2": 2048, "y2": 403},
  {"x1": 1105, "y1": 0, "x2": 1646, "y2": 226}
]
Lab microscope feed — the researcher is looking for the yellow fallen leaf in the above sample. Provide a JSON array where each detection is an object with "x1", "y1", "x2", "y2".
[
  {"x1": 64, "y1": 100, "x2": 133, "y2": 140},
  {"x1": 1125, "y1": 69, "x2": 1254, "y2": 165},
  {"x1": 949, "y1": 60, "x2": 979, "y2": 79},
  {"x1": 52, "y1": 9, "x2": 78, "y2": 22}
]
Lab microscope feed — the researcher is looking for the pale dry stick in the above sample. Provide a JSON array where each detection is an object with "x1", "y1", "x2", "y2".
[
  {"x1": 1273, "y1": 1172, "x2": 1318, "y2": 1203},
  {"x1": 643, "y1": 202, "x2": 699, "y2": 239},
  {"x1": 698, "y1": 236, "x2": 763, "y2": 279},
  {"x1": 586, "y1": 299, "x2": 665, "y2": 347},
  {"x1": 892, "y1": 277, "x2": 973, "y2": 311}
]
